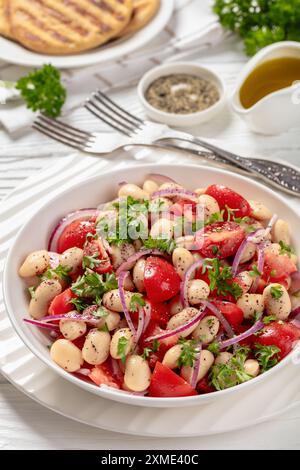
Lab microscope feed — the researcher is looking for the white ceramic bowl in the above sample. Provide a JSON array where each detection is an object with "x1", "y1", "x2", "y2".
[
  {"x1": 3, "y1": 163, "x2": 299, "y2": 408},
  {"x1": 138, "y1": 62, "x2": 226, "y2": 127}
]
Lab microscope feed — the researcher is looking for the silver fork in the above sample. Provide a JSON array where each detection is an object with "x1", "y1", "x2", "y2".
[{"x1": 84, "y1": 90, "x2": 300, "y2": 197}]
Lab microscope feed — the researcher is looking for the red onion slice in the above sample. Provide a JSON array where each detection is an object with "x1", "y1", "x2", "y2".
[
  {"x1": 191, "y1": 343, "x2": 202, "y2": 389},
  {"x1": 180, "y1": 258, "x2": 204, "y2": 307},
  {"x1": 145, "y1": 303, "x2": 207, "y2": 342},
  {"x1": 151, "y1": 188, "x2": 198, "y2": 201},
  {"x1": 290, "y1": 306, "x2": 300, "y2": 320},
  {"x1": 40, "y1": 312, "x2": 102, "y2": 326},
  {"x1": 49, "y1": 252, "x2": 60, "y2": 268},
  {"x1": 218, "y1": 320, "x2": 264, "y2": 350},
  {"x1": 135, "y1": 307, "x2": 145, "y2": 344},
  {"x1": 147, "y1": 173, "x2": 177, "y2": 184},
  {"x1": 291, "y1": 319, "x2": 300, "y2": 329},
  {"x1": 143, "y1": 302, "x2": 152, "y2": 333},
  {"x1": 48, "y1": 209, "x2": 99, "y2": 252},
  {"x1": 232, "y1": 238, "x2": 252, "y2": 276},
  {"x1": 250, "y1": 243, "x2": 265, "y2": 293},
  {"x1": 290, "y1": 272, "x2": 300, "y2": 295},
  {"x1": 118, "y1": 271, "x2": 136, "y2": 337},
  {"x1": 77, "y1": 368, "x2": 91, "y2": 376},
  {"x1": 116, "y1": 249, "x2": 166, "y2": 276},
  {"x1": 205, "y1": 301, "x2": 235, "y2": 338},
  {"x1": 23, "y1": 318, "x2": 60, "y2": 330}
]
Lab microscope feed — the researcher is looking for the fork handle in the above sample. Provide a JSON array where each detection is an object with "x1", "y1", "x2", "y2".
[{"x1": 158, "y1": 135, "x2": 300, "y2": 198}]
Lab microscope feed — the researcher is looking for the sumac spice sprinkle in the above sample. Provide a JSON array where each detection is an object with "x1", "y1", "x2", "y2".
[{"x1": 145, "y1": 74, "x2": 220, "y2": 114}]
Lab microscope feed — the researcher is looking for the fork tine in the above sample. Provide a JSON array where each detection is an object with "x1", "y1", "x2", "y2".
[
  {"x1": 38, "y1": 115, "x2": 92, "y2": 138},
  {"x1": 33, "y1": 120, "x2": 87, "y2": 149},
  {"x1": 85, "y1": 101, "x2": 132, "y2": 137},
  {"x1": 94, "y1": 91, "x2": 144, "y2": 128},
  {"x1": 34, "y1": 117, "x2": 90, "y2": 146},
  {"x1": 85, "y1": 96, "x2": 137, "y2": 134},
  {"x1": 33, "y1": 122, "x2": 85, "y2": 151}
]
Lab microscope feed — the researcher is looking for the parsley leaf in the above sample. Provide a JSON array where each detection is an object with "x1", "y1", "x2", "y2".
[
  {"x1": 82, "y1": 253, "x2": 106, "y2": 270},
  {"x1": 249, "y1": 264, "x2": 262, "y2": 278},
  {"x1": 41, "y1": 264, "x2": 72, "y2": 283},
  {"x1": 279, "y1": 240, "x2": 295, "y2": 258},
  {"x1": 71, "y1": 272, "x2": 117, "y2": 299},
  {"x1": 263, "y1": 315, "x2": 277, "y2": 325},
  {"x1": 254, "y1": 343, "x2": 281, "y2": 372},
  {"x1": 129, "y1": 294, "x2": 146, "y2": 312},
  {"x1": 270, "y1": 284, "x2": 283, "y2": 299},
  {"x1": 142, "y1": 339, "x2": 160, "y2": 360},
  {"x1": 143, "y1": 237, "x2": 176, "y2": 254},
  {"x1": 16, "y1": 64, "x2": 66, "y2": 118},
  {"x1": 177, "y1": 338, "x2": 199, "y2": 368},
  {"x1": 203, "y1": 258, "x2": 243, "y2": 300},
  {"x1": 208, "y1": 342, "x2": 220, "y2": 355},
  {"x1": 70, "y1": 297, "x2": 90, "y2": 312},
  {"x1": 117, "y1": 336, "x2": 130, "y2": 364},
  {"x1": 209, "y1": 346, "x2": 252, "y2": 390},
  {"x1": 28, "y1": 286, "x2": 36, "y2": 299}
]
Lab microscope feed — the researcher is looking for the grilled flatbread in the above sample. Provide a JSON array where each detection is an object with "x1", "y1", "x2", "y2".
[
  {"x1": 120, "y1": 0, "x2": 159, "y2": 36},
  {"x1": 0, "y1": 0, "x2": 13, "y2": 38},
  {"x1": 9, "y1": 0, "x2": 133, "y2": 55}
]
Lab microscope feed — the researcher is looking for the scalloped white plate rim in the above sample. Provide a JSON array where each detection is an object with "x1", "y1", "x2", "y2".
[
  {"x1": 1, "y1": 150, "x2": 300, "y2": 436},
  {"x1": 0, "y1": 0, "x2": 173, "y2": 69}
]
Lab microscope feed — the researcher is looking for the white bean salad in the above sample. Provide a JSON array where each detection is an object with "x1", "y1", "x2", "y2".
[{"x1": 19, "y1": 175, "x2": 300, "y2": 397}]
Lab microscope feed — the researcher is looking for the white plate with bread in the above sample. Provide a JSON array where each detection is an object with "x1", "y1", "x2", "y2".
[{"x1": 0, "y1": 0, "x2": 173, "y2": 68}]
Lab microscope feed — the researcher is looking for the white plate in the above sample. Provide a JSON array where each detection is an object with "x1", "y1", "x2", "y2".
[
  {"x1": 0, "y1": 0, "x2": 173, "y2": 69},
  {"x1": 1, "y1": 148, "x2": 300, "y2": 435}
]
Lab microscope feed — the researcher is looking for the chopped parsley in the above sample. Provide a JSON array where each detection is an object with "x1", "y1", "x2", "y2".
[
  {"x1": 82, "y1": 253, "x2": 106, "y2": 269},
  {"x1": 117, "y1": 336, "x2": 130, "y2": 363},
  {"x1": 270, "y1": 284, "x2": 283, "y2": 299},
  {"x1": 142, "y1": 339, "x2": 160, "y2": 360},
  {"x1": 41, "y1": 264, "x2": 72, "y2": 283},
  {"x1": 129, "y1": 294, "x2": 146, "y2": 312},
  {"x1": 225, "y1": 205, "x2": 239, "y2": 221},
  {"x1": 263, "y1": 315, "x2": 277, "y2": 325},
  {"x1": 70, "y1": 297, "x2": 90, "y2": 312},
  {"x1": 249, "y1": 264, "x2": 262, "y2": 278},
  {"x1": 203, "y1": 258, "x2": 243, "y2": 300},
  {"x1": 208, "y1": 341, "x2": 220, "y2": 355},
  {"x1": 99, "y1": 323, "x2": 109, "y2": 333},
  {"x1": 209, "y1": 346, "x2": 252, "y2": 391},
  {"x1": 177, "y1": 338, "x2": 199, "y2": 368},
  {"x1": 279, "y1": 240, "x2": 295, "y2": 258},
  {"x1": 28, "y1": 286, "x2": 36, "y2": 299},
  {"x1": 71, "y1": 272, "x2": 117, "y2": 299},
  {"x1": 254, "y1": 343, "x2": 281, "y2": 372},
  {"x1": 92, "y1": 306, "x2": 110, "y2": 318},
  {"x1": 143, "y1": 237, "x2": 176, "y2": 254}
]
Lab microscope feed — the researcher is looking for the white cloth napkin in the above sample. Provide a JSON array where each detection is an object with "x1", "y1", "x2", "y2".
[{"x1": 0, "y1": 0, "x2": 225, "y2": 134}]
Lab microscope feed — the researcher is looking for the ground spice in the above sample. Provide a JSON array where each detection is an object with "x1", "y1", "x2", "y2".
[{"x1": 145, "y1": 74, "x2": 220, "y2": 114}]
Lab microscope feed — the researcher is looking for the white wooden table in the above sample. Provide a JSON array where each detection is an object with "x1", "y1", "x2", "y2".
[{"x1": 1, "y1": 37, "x2": 300, "y2": 450}]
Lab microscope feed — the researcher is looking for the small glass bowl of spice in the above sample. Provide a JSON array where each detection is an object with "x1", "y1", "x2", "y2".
[{"x1": 138, "y1": 62, "x2": 226, "y2": 127}]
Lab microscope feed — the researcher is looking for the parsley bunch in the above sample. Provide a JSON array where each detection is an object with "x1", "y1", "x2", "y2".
[
  {"x1": 254, "y1": 344, "x2": 281, "y2": 372},
  {"x1": 16, "y1": 64, "x2": 66, "y2": 118},
  {"x1": 203, "y1": 258, "x2": 243, "y2": 300},
  {"x1": 71, "y1": 272, "x2": 117, "y2": 300},
  {"x1": 213, "y1": 0, "x2": 300, "y2": 56},
  {"x1": 210, "y1": 347, "x2": 252, "y2": 390}
]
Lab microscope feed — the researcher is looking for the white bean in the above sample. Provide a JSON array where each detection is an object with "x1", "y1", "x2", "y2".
[
  {"x1": 172, "y1": 247, "x2": 194, "y2": 279},
  {"x1": 105, "y1": 311, "x2": 121, "y2": 331},
  {"x1": 194, "y1": 187, "x2": 207, "y2": 196},
  {"x1": 29, "y1": 279, "x2": 62, "y2": 319},
  {"x1": 169, "y1": 296, "x2": 183, "y2": 316},
  {"x1": 59, "y1": 318, "x2": 86, "y2": 341},
  {"x1": 167, "y1": 307, "x2": 199, "y2": 337},
  {"x1": 244, "y1": 359, "x2": 260, "y2": 377},
  {"x1": 271, "y1": 219, "x2": 291, "y2": 245},
  {"x1": 123, "y1": 273, "x2": 135, "y2": 292},
  {"x1": 235, "y1": 271, "x2": 253, "y2": 294},
  {"x1": 60, "y1": 247, "x2": 83, "y2": 273},
  {"x1": 175, "y1": 235, "x2": 196, "y2": 250},
  {"x1": 143, "y1": 179, "x2": 159, "y2": 195},
  {"x1": 82, "y1": 329, "x2": 111, "y2": 365},
  {"x1": 50, "y1": 339, "x2": 83, "y2": 372},
  {"x1": 215, "y1": 352, "x2": 233, "y2": 365},
  {"x1": 263, "y1": 284, "x2": 291, "y2": 320},
  {"x1": 187, "y1": 280, "x2": 210, "y2": 305},
  {"x1": 240, "y1": 242, "x2": 257, "y2": 263},
  {"x1": 96, "y1": 209, "x2": 117, "y2": 224},
  {"x1": 198, "y1": 194, "x2": 220, "y2": 221},
  {"x1": 162, "y1": 344, "x2": 183, "y2": 369},
  {"x1": 133, "y1": 257, "x2": 146, "y2": 292},
  {"x1": 110, "y1": 328, "x2": 134, "y2": 359},
  {"x1": 150, "y1": 218, "x2": 174, "y2": 240},
  {"x1": 265, "y1": 243, "x2": 298, "y2": 265},
  {"x1": 159, "y1": 182, "x2": 183, "y2": 192},
  {"x1": 118, "y1": 183, "x2": 149, "y2": 201},
  {"x1": 124, "y1": 355, "x2": 152, "y2": 392},
  {"x1": 249, "y1": 200, "x2": 272, "y2": 221},
  {"x1": 236, "y1": 293, "x2": 264, "y2": 320},
  {"x1": 102, "y1": 289, "x2": 134, "y2": 313},
  {"x1": 192, "y1": 315, "x2": 220, "y2": 343},
  {"x1": 19, "y1": 250, "x2": 50, "y2": 277},
  {"x1": 110, "y1": 243, "x2": 136, "y2": 270},
  {"x1": 181, "y1": 350, "x2": 214, "y2": 383}
]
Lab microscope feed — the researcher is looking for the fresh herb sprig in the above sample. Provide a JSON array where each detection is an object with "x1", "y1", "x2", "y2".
[
  {"x1": 16, "y1": 64, "x2": 66, "y2": 118},
  {"x1": 254, "y1": 343, "x2": 281, "y2": 372},
  {"x1": 209, "y1": 346, "x2": 252, "y2": 390},
  {"x1": 203, "y1": 258, "x2": 243, "y2": 300}
]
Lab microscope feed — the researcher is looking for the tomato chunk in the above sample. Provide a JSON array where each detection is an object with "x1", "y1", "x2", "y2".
[
  {"x1": 144, "y1": 256, "x2": 181, "y2": 303},
  {"x1": 255, "y1": 322, "x2": 300, "y2": 360},
  {"x1": 149, "y1": 362, "x2": 198, "y2": 397},
  {"x1": 48, "y1": 288, "x2": 76, "y2": 315},
  {"x1": 57, "y1": 218, "x2": 96, "y2": 254},
  {"x1": 83, "y1": 238, "x2": 112, "y2": 274},
  {"x1": 205, "y1": 185, "x2": 251, "y2": 219},
  {"x1": 198, "y1": 221, "x2": 245, "y2": 259},
  {"x1": 212, "y1": 300, "x2": 244, "y2": 329},
  {"x1": 88, "y1": 359, "x2": 122, "y2": 389},
  {"x1": 263, "y1": 252, "x2": 297, "y2": 283}
]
